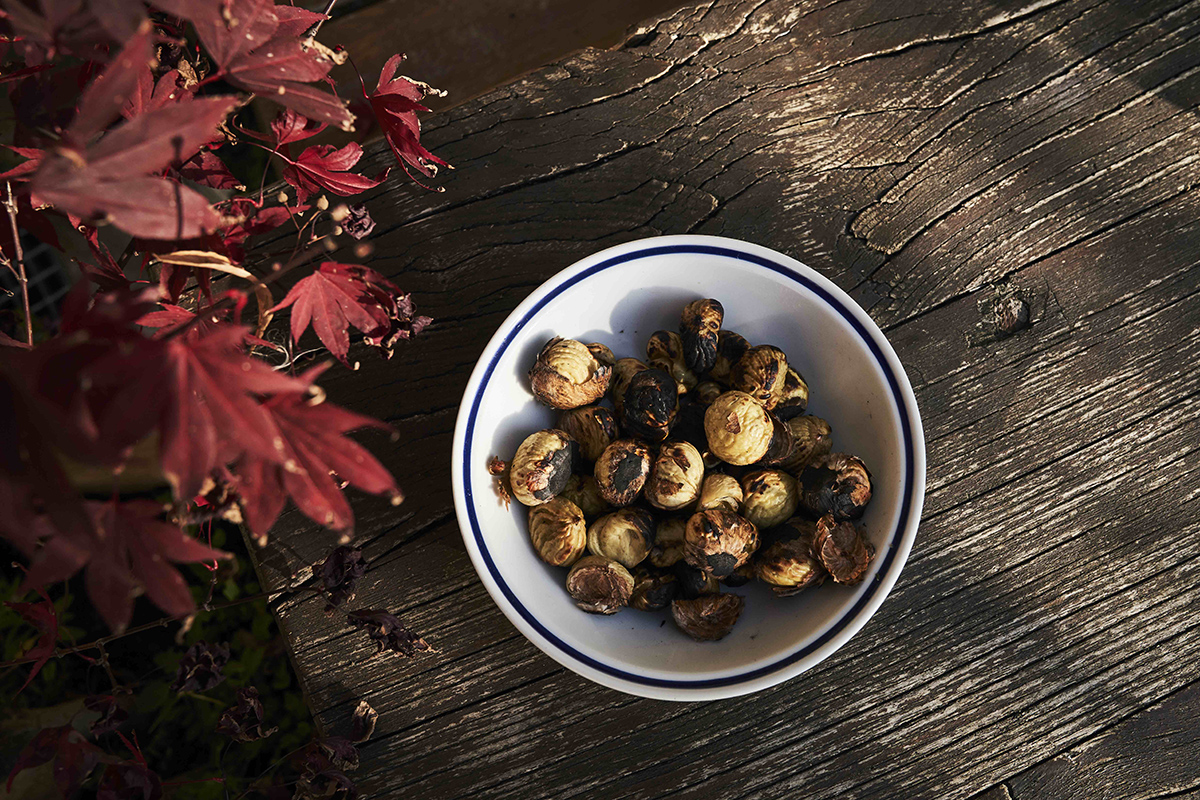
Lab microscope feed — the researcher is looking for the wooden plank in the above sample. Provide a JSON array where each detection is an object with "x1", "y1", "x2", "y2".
[{"x1": 245, "y1": 0, "x2": 1200, "y2": 796}]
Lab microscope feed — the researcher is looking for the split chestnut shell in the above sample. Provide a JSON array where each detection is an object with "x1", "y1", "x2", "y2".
[
  {"x1": 527, "y1": 498, "x2": 587, "y2": 567},
  {"x1": 566, "y1": 556, "x2": 634, "y2": 614},
  {"x1": 704, "y1": 391, "x2": 772, "y2": 465},
  {"x1": 509, "y1": 430, "x2": 577, "y2": 506},
  {"x1": 644, "y1": 441, "x2": 705, "y2": 511},
  {"x1": 529, "y1": 337, "x2": 614, "y2": 409},
  {"x1": 683, "y1": 509, "x2": 759, "y2": 578},
  {"x1": 621, "y1": 368, "x2": 679, "y2": 442},
  {"x1": 593, "y1": 439, "x2": 653, "y2": 507},
  {"x1": 679, "y1": 299, "x2": 723, "y2": 373},
  {"x1": 671, "y1": 594, "x2": 745, "y2": 641},
  {"x1": 557, "y1": 405, "x2": 618, "y2": 463},
  {"x1": 798, "y1": 453, "x2": 873, "y2": 520}
]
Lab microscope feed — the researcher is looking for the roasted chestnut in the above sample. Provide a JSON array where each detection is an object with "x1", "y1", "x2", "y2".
[
  {"x1": 693, "y1": 381, "x2": 723, "y2": 406},
  {"x1": 814, "y1": 514, "x2": 873, "y2": 584},
  {"x1": 683, "y1": 509, "x2": 759, "y2": 578},
  {"x1": 557, "y1": 405, "x2": 618, "y2": 462},
  {"x1": 679, "y1": 299, "x2": 723, "y2": 373},
  {"x1": 529, "y1": 337, "x2": 613, "y2": 409},
  {"x1": 740, "y1": 469, "x2": 799, "y2": 530},
  {"x1": 527, "y1": 498, "x2": 587, "y2": 567},
  {"x1": 557, "y1": 474, "x2": 611, "y2": 519},
  {"x1": 566, "y1": 556, "x2": 634, "y2": 614},
  {"x1": 646, "y1": 331, "x2": 697, "y2": 394},
  {"x1": 756, "y1": 410, "x2": 796, "y2": 466},
  {"x1": 629, "y1": 567, "x2": 680, "y2": 611},
  {"x1": 645, "y1": 441, "x2": 704, "y2": 511},
  {"x1": 798, "y1": 453, "x2": 872, "y2": 520},
  {"x1": 671, "y1": 560, "x2": 720, "y2": 599},
  {"x1": 704, "y1": 391, "x2": 772, "y2": 465},
  {"x1": 622, "y1": 368, "x2": 678, "y2": 442},
  {"x1": 594, "y1": 439, "x2": 652, "y2": 507},
  {"x1": 587, "y1": 507, "x2": 655, "y2": 568},
  {"x1": 609, "y1": 357, "x2": 648, "y2": 417},
  {"x1": 720, "y1": 563, "x2": 755, "y2": 587},
  {"x1": 650, "y1": 516, "x2": 687, "y2": 568},
  {"x1": 696, "y1": 473, "x2": 743, "y2": 513},
  {"x1": 773, "y1": 367, "x2": 809, "y2": 420},
  {"x1": 671, "y1": 594, "x2": 744, "y2": 641},
  {"x1": 779, "y1": 416, "x2": 832, "y2": 474},
  {"x1": 730, "y1": 345, "x2": 788, "y2": 409},
  {"x1": 509, "y1": 429, "x2": 577, "y2": 506},
  {"x1": 756, "y1": 518, "x2": 826, "y2": 595},
  {"x1": 708, "y1": 330, "x2": 750, "y2": 385}
]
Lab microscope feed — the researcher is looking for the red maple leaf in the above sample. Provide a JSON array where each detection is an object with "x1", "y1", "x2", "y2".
[
  {"x1": 271, "y1": 108, "x2": 327, "y2": 146},
  {"x1": 5, "y1": 727, "x2": 104, "y2": 798},
  {"x1": 179, "y1": 150, "x2": 244, "y2": 191},
  {"x1": 0, "y1": 145, "x2": 44, "y2": 181},
  {"x1": 271, "y1": 262, "x2": 430, "y2": 364},
  {"x1": 4, "y1": 586, "x2": 58, "y2": 693},
  {"x1": 280, "y1": 143, "x2": 387, "y2": 202},
  {"x1": 232, "y1": 367, "x2": 399, "y2": 538},
  {"x1": 365, "y1": 54, "x2": 449, "y2": 178},
  {"x1": 123, "y1": 67, "x2": 193, "y2": 119},
  {"x1": 158, "y1": 0, "x2": 354, "y2": 130}
]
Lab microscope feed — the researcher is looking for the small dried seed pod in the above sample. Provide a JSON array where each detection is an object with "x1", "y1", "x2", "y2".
[
  {"x1": 704, "y1": 391, "x2": 773, "y2": 465},
  {"x1": 622, "y1": 368, "x2": 679, "y2": 442},
  {"x1": 740, "y1": 469, "x2": 799, "y2": 530},
  {"x1": 779, "y1": 416, "x2": 833, "y2": 474},
  {"x1": 730, "y1": 345, "x2": 789, "y2": 409},
  {"x1": 672, "y1": 561, "x2": 720, "y2": 599},
  {"x1": 679, "y1": 299, "x2": 724, "y2": 373},
  {"x1": 773, "y1": 367, "x2": 809, "y2": 420},
  {"x1": 684, "y1": 509, "x2": 759, "y2": 578},
  {"x1": 587, "y1": 507, "x2": 655, "y2": 568},
  {"x1": 646, "y1": 331, "x2": 697, "y2": 395},
  {"x1": 557, "y1": 405, "x2": 618, "y2": 463},
  {"x1": 720, "y1": 563, "x2": 755, "y2": 587},
  {"x1": 814, "y1": 514, "x2": 873, "y2": 584},
  {"x1": 509, "y1": 430, "x2": 578, "y2": 506},
  {"x1": 529, "y1": 337, "x2": 613, "y2": 409},
  {"x1": 798, "y1": 453, "x2": 873, "y2": 520},
  {"x1": 708, "y1": 330, "x2": 751, "y2": 385},
  {"x1": 694, "y1": 381, "x2": 723, "y2": 406},
  {"x1": 629, "y1": 567, "x2": 680, "y2": 611},
  {"x1": 593, "y1": 439, "x2": 652, "y2": 507},
  {"x1": 645, "y1": 441, "x2": 704, "y2": 511},
  {"x1": 696, "y1": 473, "x2": 744, "y2": 513},
  {"x1": 609, "y1": 358, "x2": 648, "y2": 417},
  {"x1": 527, "y1": 498, "x2": 587, "y2": 567},
  {"x1": 566, "y1": 555, "x2": 634, "y2": 614},
  {"x1": 756, "y1": 519, "x2": 827, "y2": 596},
  {"x1": 558, "y1": 474, "x2": 611, "y2": 519},
  {"x1": 671, "y1": 594, "x2": 745, "y2": 641},
  {"x1": 756, "y1": 411, "x2": 796, "y2": 466},
  {"x1": 650, "y1": 517, "x2": 688, "y2": 568}
]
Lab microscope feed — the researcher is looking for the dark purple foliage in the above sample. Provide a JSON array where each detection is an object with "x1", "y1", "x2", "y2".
[
  {"x1": 170, "y1": 641, "x2": 230, "y2": 693},
  {"x1": 320, "y1": 546, "x2": 367, "y2": 609},
  {"x1": 346, "y1": 609, "x2": 433, "y2": 658},
  {"x1": 216, "y1": 686, "x2": 278, "y2": 742}
]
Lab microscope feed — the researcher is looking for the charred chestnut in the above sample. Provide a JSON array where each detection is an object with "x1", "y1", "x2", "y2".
[
  {"x1": 704, "y1": 391, "x2": 772, "y2": 465},
  {"x1": 527, "y1": 498, "x2": 587, "y2": 567},
  {"x1": 779, "y1": 416, "x2": 832, "y2": 474},
  {"x1": 529, "y1": 337, "x2": 613, "y2": 409},
  {"x1": 671, "y1": 594, "x2": 744, "y2": 641},
  {"x1": 587, "y1": 507, "x2": 655, "y2": 568},
  {"x1": 672, "y1": 561, "x2": 720, "y2": 599},
  {"x1": 773, "y1": 367, "x2": 809, "y2": 420},
  {"x1": 720, "y1": 563, "x2": 755, "y2": 587},
  {"x1": 557, "y1": 405, "x2": 618, "y2": 463},
  {"x1": 509, "y1": 430, "x2": 577, "y2": 506},
  {"x1": 756, "y1": 519, "x2": 826, "y2": 595},
  {"x1": 609, "y1": 358, "x2": 648, "y2": 417},
  {"x1": 684, "y1": 509, "x2": 759, "y2": 578},
  {"x1": 594, "y1": 439, "x2": 652, "y2": 507},
  {"x1": 645, "y1": 441, "x2": 705, "y2": 511},
  {"x1": 647, "y1": 331, "x2": 697, "y2": 395},
  {"x1": 629, "y1": 567, "x2": 680, "y2": 611},
  {"x1": 557, "y1": 474, "x2": 611, "y2": 519},
  {"x1": 757, "y1": 411, "x2": 796, "y2": 466},
  {"x1": 566, "y1": 556, "x2": 634, "y2": 614},
  {"x1": 814, "y1": 514, "x2": 873, "y2": 584},
  {"x1": 696, "y1": 473, "x2": 743, "y2": 513},
  {"x1": 679, "y1": 299, "x2": 723, "y2": 373},
  {"x1": 622, "y1": 368, "x2": 678, "y2": 442},
  {"x1": 650, "y1": 517, "x2": 687, "y2": 568},
  {"x1": 708, "y1": 330, "x2": 751, "y2": 385},
  {"x1": 730, "y1": 345, "x2": 788, "y2": 409},
  {"x1": 740, "y1": 469, "x2": 799, "y2": 530},
  {"x1": 798, "y1": 453, "x2": 873, "y2": 520},
  {"x1": 693, "y1": 381, "x2": 723, "y2": 406}
]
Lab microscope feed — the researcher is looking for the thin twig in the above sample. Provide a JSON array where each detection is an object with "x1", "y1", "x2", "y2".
[
  {"x1": 303, "y1": 0, "x2": 340, "y2": 42},
  {"x1": 3, "y1": 182, "x2": 33, "y2": 345}
]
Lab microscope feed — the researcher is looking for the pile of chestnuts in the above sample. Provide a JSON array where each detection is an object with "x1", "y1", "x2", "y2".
[{"x1": 490, "y1": 300, "x2": 876, "y2": 643}]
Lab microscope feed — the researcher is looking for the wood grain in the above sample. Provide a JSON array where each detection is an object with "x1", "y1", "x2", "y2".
[{"x1": 245, "y1": 0, "x2": 1200, "y2": 797}]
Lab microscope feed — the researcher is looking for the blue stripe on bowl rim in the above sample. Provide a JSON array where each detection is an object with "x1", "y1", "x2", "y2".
[{"x1": 463, "y1": 243, "x2": 915, "y2": 689}]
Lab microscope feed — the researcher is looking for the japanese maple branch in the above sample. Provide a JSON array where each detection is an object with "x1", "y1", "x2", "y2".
[
  {"x1": 304, "y1": 0, "x2": 340, "y2": 42},
  {"x1": 3, "y1": 182, "x2": 33, "y2": 345}
]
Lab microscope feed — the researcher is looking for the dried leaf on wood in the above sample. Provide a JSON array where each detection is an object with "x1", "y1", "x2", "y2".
[{"x1": 366, "y1": 54, "x2": 449, "y2": 178}]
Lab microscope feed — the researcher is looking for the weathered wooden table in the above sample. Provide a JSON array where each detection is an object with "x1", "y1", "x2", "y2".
[{"x1": 249, "y1": 0, "x2": 1200, "y2": 796}]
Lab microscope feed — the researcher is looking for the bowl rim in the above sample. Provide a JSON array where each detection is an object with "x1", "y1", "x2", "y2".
[{"x1": 451, "y1": 234, "x2": 926, "y2": 701}]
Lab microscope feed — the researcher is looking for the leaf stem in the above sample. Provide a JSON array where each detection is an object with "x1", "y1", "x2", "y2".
[
  {"x1": 3, "y1": 182, "x2": 33, "y2": 345},
  {"x1": 303, "y1": 0, "x2": 340, "y2": 42}
]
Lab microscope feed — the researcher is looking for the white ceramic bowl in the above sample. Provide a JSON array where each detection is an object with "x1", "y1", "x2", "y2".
[{"x1": 451, "y1": 235, "x2": 925, "y2": 701}]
